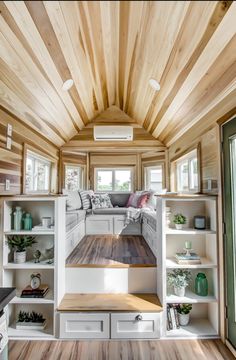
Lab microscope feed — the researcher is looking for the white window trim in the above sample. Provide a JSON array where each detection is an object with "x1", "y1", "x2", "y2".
[
  {"x1": 25, "y1": 150, "x2": 52, "y2": 194},
  {"x1": 94, "y1": 167, "x2": 134, "y2": 192},
  {"x1": 175, "y1": 148, "x2": 200, "y2": 194},
  {"x1": 64, "y1": 163, "x2": 84, "y2": 190},
  {"x1": 144, "y1": 165, "x2": 163, "y2": 191}
]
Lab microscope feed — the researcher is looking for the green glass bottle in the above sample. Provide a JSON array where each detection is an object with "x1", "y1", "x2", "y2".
[
  {"x1": 23, "y1": 213, "x2": 33, "y2": 231},
  {"x1": 195, "y1": 273, "x2": 208, "y2": 296}
]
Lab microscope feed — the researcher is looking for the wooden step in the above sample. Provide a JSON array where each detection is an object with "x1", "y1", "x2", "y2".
[{"x1": 58, "y1": 293, "x2": 162, "y2": 313}]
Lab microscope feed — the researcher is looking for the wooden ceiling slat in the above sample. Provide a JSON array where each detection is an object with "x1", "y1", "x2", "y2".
[
  {"x1": 160, "y1": 35, "x2": 236, "y2": 143},
  {"x1": 152, "y1": 1, "x2": 236, "y2": 139},
  {"x1": 25, "y1": 1, "x2": 89, "y2": 128},
  {"x1": 0, "y1": 58, "x2": 68, "y2": 142},
  {"x1": 0, "y1": 9, "x2": 77, "y2": 141},
  {"x1": 130, "y1": 1, "x2": 190, "y2": 125},
  {"x1": 145, "y1": 1, "x2": 220, "y2": 133},
  {"x1": 0, "y1": 79, "x2": 65, "y2": 146},
  {"x1": 100, "y1": 1, "x2": 117, "y2": 107},
  {"x1": 42, "y1": 0, "x2": 94, "y2": 121}
]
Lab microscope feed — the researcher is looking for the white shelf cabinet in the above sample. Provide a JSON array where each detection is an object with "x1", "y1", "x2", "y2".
[
  {"x1": 156, "y1": 195, "x2": 219, "y2": 339},
  {"x1": 0, "y1": 196, "x2": 66, "y2": 340}
]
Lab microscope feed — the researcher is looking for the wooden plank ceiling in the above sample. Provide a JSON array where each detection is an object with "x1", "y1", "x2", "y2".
[{"x1": 0, "y1": 1, "x2": 235, "y2": 148}]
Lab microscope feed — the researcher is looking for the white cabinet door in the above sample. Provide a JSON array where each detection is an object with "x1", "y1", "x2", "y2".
[
  {"x1": 86, "y1": 216, "x2": 113, "y2": 234},
  {"x1": 113, "y1": 216, "x2": 126, "y2": 234},
  {"x1": 111, "y1": 313, "x2": 160, "y2": 339},
  {"x1": 59, "y1": 313, "x2": 110, "y2": 339}
]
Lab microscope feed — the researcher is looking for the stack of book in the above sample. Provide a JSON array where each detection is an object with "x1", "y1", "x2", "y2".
[
  {"x1": 175, "y1": 252, "x2": 201, "y2": 265},
  {"x1": 20, "y1": 285, "x2": 49, "y2": 298},
  {"x1": 165, "y1": 207, "x2": 172, "y2": 228},
  {"x1": 166, "y1": 304, "x2": 180, "y2": 330}
]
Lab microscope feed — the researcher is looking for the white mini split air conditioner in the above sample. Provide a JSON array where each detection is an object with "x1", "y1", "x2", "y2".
[{"x1": 94, "y1": 126, "x2": 133, "y2": 141}]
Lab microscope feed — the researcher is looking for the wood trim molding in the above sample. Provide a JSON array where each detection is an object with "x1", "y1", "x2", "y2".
[
  {"x1": 22, "y1": 142, "x2": 58, "y2": 194},
  {"x1": 141, "y1": 161, "x2": 166, "y2": 191},
  {"x1": 170, "y1": 143, "x2": 201, "y2": 193}
]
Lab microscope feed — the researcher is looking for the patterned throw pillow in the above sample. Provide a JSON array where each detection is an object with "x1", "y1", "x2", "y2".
[
  {"x1": 91, "y1": 194, "x2": 113, "y2": 210},
  {"x1": 79, "y1": 190, "x2": 94, "y2": 210}
]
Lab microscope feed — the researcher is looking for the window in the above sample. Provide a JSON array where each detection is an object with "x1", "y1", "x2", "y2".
[
  {"x1": 144, "y1": 165, "x2": 163, "y2": 192},
  {"x1": 26, "y1": 150, "x2": 51, "y2": 193},
  {"x1": 95, "y1": 168, "x2": 133, "y2": 192},
  {"x1": 176, "y1": 149, "x2": 199, "y2": 193},
  {"x1": 65, "y1": 165, "x2": 83, "y2": 191}
]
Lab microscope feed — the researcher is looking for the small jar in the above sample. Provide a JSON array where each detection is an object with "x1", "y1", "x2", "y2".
[{"x1": 195, "y1": 273, "x2": 208, "y2": 296}]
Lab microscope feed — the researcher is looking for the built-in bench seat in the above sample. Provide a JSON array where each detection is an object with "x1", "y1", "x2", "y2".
[
  {"x1": 142, "y1": 211, "x2": 157, "y2": 256},
  {"x1": 58, "y1": 293, "x2": 162, "y2": 339},
  {"x1": 66, "y1": 210, "x2": 86, "y2": 232},
  {"x1": 65, "y1": 191, "x2": 157, "y2": 257},
  {"x1": 142, "y1": 211, "x2": 157, "y2": 232}
]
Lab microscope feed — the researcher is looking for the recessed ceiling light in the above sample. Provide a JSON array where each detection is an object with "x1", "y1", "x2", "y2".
[
  {"x1": 62, "y1": 79, "x2": 74, "y2": 91},
  {"x1": 149, "y1": 78, "x2": 160, "y2": 91}
]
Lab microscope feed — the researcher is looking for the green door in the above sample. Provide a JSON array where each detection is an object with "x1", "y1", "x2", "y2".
[{"x1": 223, "y1": 118, "x2": 236, "y2": 349}]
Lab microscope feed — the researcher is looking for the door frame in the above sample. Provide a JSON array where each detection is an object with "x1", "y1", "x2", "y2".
[{"x1": 221, "y1": 116, "x2": 236, "y2": 352}]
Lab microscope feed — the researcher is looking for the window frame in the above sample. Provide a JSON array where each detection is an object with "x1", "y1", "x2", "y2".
[
  {"x1": 64, "y1": 163, "x2": 84, "y2": 191},
  {"x1": 23, "y1": 143, "x2": 57, "y2": 195},
  {"x1": 94, "y1": 167, "x2": 134, "y2": 192},
  {"x1": 144, "y1": 164, "x2": 165, "y2": 192},
  {"x1": 172, "y1": 146, "x2": 201, "y2": 194}
]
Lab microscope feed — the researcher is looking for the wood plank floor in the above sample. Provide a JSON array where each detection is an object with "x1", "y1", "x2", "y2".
[
  {"x1": 9, "y1": 340, "x2": 235, "y2": 360},
  {"x1": 66, "y1": 235, "x2": 156, "y2": 267}
]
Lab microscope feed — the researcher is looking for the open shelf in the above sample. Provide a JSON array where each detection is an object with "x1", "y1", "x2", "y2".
[
  {"x1": 5, "y1": 230, "x2": 55, "y2": 235},
  {"x1": 165, "y1": 228, "x2": 216, "y2": 235},
  {"x1": 166, "y1": 318, "x2": 218, "y2": 339},
  {"x1": 166, "y1": 257, "x2": 217, "y2": 269},
  {"x1": 166, "y1": 290, "x2": 217, "y2": 304},
  {"x1": 10, "y1": 290, "x2": 54, "y2": 305},
  {"x1": 8, "y1": 324, "x2": 54, "y2": 339},
  {"x1": 4, "y1": 261, "x2": 54, "y2": 270}
]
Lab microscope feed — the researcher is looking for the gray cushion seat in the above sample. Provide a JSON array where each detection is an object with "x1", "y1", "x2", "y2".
[
  {"x1": 87, "y1": 207, "x2": 128, "y2": 215},
  {"x1": 142, "y1": 211, "x2": 157, "y2": 231}
]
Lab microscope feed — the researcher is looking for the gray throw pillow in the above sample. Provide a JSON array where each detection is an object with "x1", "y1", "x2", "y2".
[
  {"x1": 63, "y1": 189, "x2": 82, "y2": 211},
  {"x1": 79, "y1": 190, "x2": 94, "y2": 210}
]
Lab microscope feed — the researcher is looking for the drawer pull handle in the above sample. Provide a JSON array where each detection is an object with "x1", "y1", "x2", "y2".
[{"x1": 135, "y1": 315, "x2": 143, "y2": 321}]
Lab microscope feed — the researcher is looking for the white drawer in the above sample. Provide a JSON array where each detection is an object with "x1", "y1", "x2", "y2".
[
  {"x1": 111, "y1": 312, "x2": 160, "y2": 339},
  {"x1": 59, "y1": 313, "x2": 110, "y2": 339}
]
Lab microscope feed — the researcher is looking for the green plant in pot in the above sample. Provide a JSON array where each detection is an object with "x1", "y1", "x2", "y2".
[
  {"x1": 177, "y1": 304, "x2": 192, "y2": 326},
  {"x1": 7, "y1": 235, "x2": 37, "y2": 264},
  {"x1": 173, "y1": 213, "x2": 186, "y2": 230},
  {"x1": 167, "y1": 269, "x2": 192, "y2": 297}
]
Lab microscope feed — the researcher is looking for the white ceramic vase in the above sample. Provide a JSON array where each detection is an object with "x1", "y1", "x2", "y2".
[
  {"x1": 174, "y1": 286, "x2": 185, "y2": 297},
  {"x1": 14, "y1": 250, "x2": 26, "y2": 264},
  {"x1": 178, "y1": 313, "x2": 190, "y2": 326},
  {"x1": 175, "y1": 224, "x2": 183, "y2": 230}
]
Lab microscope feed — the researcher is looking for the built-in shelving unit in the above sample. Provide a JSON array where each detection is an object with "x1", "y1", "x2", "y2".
[
  {"x1": 156, "y1": 195, "x2": 219, "y2": 339},
  {"x1": 0, "y1": 196, "x2": 66, "y2": 340}
]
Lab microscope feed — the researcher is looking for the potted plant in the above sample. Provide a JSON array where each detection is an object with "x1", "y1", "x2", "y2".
[
  {"x1": 7, "y1": 235, "x2": 37, "y2": 264},
  {"x1": 177, "y1": 304, "x2": 192, "y2": 326},
  {"x1": 173, "y1": 213, "x2": 186, "y2": 230},
  {"x1": 16, "y1": 311, "x2": 46, "y2": 330},
  {"x1": 167, "y1": 269, "x2": 192, "y2": 297}
]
